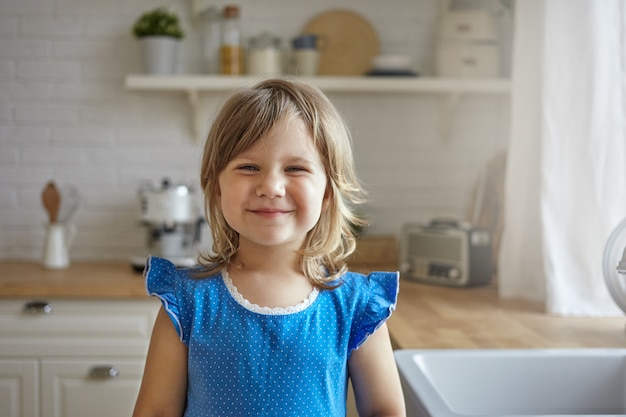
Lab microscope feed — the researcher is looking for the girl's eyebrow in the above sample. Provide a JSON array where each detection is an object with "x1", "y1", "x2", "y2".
[
  {"x1": 229, "y1": 153, "x2": 254, "y2": 162},
  {"x1": 287, "y1": 156, "x2": 315, "y2": 164}
]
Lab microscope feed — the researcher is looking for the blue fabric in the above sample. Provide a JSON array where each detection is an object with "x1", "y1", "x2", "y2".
[{"x1": 145, "y1": 256, "x2": 399, "y2": 417}]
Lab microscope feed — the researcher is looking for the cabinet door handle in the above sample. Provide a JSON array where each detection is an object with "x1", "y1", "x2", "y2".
[
  {"x1": 23, "y1": 300, "x2": 53, "y2": 314},
  {"x1": 88, "y1": 365, "x2": 120, "y2": 379}
]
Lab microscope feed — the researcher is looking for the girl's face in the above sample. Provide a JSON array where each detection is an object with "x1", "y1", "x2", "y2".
[{"x1": 218, "y1": 116, "x2": 329, "y2": 252}]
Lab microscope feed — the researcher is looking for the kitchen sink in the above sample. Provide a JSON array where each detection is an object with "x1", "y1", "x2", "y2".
[{"x1": 394, "y1": 349, "x2": 626, "y2": 417}]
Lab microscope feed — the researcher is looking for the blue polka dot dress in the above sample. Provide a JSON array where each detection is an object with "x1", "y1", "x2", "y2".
[{"x1": 145, "y1": 256, "x2": 399, "y2": 417}]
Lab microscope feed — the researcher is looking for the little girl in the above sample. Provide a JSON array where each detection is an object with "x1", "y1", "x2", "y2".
[{"x1": 133, "y1": 79, "x2": 405, "y2": 417}]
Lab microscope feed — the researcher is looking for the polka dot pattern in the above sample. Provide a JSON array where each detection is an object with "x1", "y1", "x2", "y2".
[{"x1": 145, "y1": 256, "x2": 399, "y2": 417}]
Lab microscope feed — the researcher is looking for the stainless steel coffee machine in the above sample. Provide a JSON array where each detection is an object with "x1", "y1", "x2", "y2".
[{"x1": 131, "y1": 178, "x2": 204, "y2": 271}]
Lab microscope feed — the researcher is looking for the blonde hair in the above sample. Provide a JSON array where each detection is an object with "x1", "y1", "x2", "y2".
[{"x1": 198, "y1": 78, "x2": 366, "y2": 288}]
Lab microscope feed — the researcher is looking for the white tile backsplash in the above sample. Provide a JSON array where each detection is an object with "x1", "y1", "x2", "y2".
[{"x1": 0, "y1": 0, "x2": 511, "y2": 261}]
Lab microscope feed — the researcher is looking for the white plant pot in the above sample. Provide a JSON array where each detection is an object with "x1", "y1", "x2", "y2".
[{"x1": 139, "y1": 36, "x2": 182, "y2": 75}]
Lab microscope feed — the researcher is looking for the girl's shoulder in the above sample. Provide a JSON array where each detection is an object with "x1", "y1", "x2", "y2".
[
  {"x1": 144, "y1": 256, "x2": 222, "y2": 292},
  {"x1": 329, "y1": 269, "x2": 400, "y2": 313},
  {"x1": 338, "y1": 269, "x2": 400, "y2": 294}
]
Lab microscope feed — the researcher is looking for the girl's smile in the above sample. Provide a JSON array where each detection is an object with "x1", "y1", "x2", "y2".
[{"x1": 249, "y1": 207, "x2": 292, "y2": 216}]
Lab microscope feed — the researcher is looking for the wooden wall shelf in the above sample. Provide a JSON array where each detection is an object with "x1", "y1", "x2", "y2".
[{"x1": 124, "y1": 75, "x2": 511, "y2": 139}]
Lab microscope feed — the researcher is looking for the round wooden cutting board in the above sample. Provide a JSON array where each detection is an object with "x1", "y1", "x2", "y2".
[{"x1": 302, "y1": 9, "x2": 380, "y2": 76}]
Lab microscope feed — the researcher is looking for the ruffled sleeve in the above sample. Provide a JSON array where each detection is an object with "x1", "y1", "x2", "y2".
[
  {"x1": 349, "y1": 271, "x2": 399, "y2": 352},
  {"x1": 144, "y1": 256, "x2": 185, "y2": 342}
]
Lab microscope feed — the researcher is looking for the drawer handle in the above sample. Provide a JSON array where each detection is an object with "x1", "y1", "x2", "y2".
[
  {"x1": 88, "y1": 366, "x2": 119, "y2": 379},
  {"x1": 23, "y1": 300, "x2": 53, "y2": 315}
]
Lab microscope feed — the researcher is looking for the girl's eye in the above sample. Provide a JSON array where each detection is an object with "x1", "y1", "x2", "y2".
[
  {"x1": 237, "y1": 165, "x2": 258, "y2": 171},
  {"x1": 286, "y1": 166, "x2": 306, "y2": 173}
]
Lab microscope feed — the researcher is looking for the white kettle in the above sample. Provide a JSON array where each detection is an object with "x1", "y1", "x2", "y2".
[{"x1": 43, "y1": 223, "x2": 76, "y2": 269}]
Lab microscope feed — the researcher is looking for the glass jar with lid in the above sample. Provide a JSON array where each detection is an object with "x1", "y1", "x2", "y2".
[
  {"x1": 198, "y1": 6, "x2": 221, "y2": 74},
  {"x1": 247, "y1": 32, "x2": 283, "y2": 76},
  {"x1": 220, "y1": 5, "x2": 243, "y2": 75}
]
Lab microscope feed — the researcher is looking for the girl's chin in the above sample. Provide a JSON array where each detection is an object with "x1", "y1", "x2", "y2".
[{"x1": 240, "y1": 235, "x2": 305, "y2": 250}]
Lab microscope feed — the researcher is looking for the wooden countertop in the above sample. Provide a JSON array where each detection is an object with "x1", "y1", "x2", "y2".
[
  {"x1": 389, "y1": 278, "x2": 626, "y2": 349},
  {"x1": 0, "y1": 261, "x2": 148, "y2": 299},
  {"x1": 1, "y1": 261, "x2": 625, "y2": 349}
]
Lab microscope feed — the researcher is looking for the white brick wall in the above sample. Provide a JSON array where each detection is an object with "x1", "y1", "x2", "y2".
[{"x1": 0, "y1": 0, "x2": 511, "y2": 261}]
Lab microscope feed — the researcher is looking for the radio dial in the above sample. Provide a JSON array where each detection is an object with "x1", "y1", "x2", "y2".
[{"x1": 447, "y1": 268, "x2": 461, "y2": 281}]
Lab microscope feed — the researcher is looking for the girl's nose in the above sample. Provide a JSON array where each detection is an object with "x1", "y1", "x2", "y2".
[{"x1": 256, "y1": 171, "x2": 285, "y2": 198}]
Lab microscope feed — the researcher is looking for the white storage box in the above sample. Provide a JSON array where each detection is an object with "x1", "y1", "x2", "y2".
[
  {"x1": 435, "y1": 42, "x2": 499, "y2": 78},
  {"x1": 438, "y1": 10, "x2": 497, "y2": 41}
]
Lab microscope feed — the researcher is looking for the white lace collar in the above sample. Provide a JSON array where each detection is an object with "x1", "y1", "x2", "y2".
[{"x1": 221, "y1": 269, "x2": 319, "y2": 315}]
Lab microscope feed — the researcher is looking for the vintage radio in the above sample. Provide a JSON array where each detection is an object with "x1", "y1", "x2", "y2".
[{"x1": 400, "y1": 219, "x2": 492, "y2": 287}]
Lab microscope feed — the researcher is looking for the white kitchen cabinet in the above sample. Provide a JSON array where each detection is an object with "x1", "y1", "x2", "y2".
[
  {"x1": 40, "y1": 359, "x2": 145, "y2": 417},
  {"x1": 0, "y1": 299, "x2": 160, "y2": 417},
  {"x1": 0, "y1": 360, "x2": 38, "y2": 417}
]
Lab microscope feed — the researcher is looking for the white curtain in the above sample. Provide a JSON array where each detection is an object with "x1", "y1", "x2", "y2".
[{"x1": 499, "y1": 0, "x2": 626, "y2": 316}]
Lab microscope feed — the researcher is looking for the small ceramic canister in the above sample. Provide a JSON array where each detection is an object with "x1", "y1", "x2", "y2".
[{"x1": 290, "y1": 34, "x2": 320, "y2": 76}]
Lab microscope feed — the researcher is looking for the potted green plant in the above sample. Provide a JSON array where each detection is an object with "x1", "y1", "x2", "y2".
[{"x1": 132, "y1": 7, "x2": 185, "y2": 75}]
